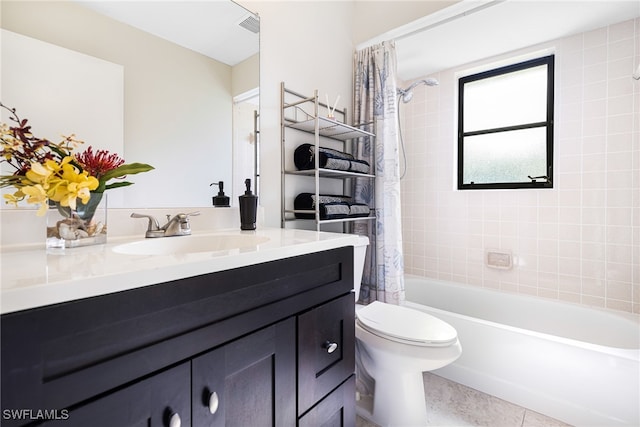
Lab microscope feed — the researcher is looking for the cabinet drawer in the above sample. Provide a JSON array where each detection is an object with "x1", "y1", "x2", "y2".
[{"x1": 298, "y1": 293, "x2": 355, "y2": 416}]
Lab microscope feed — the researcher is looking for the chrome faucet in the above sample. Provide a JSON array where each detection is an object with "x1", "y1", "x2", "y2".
[{"x1": 131, "y1": 212, "x2": 200, "y2": 238}]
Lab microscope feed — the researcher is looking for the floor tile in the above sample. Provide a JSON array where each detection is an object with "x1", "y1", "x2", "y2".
[
  {"x1": 423, "y1": 373, "x2": 525, "y2": 427},
  {"x1": 355, "y1": 373, "x2": 572, "y2": 426}
]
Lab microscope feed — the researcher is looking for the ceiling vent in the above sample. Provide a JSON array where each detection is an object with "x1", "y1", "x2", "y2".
[{"x1": 238, "y1": 14, "x2": 260, "y2": 34}]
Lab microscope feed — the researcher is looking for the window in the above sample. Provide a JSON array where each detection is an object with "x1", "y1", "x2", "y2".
[{"x1": 457, "y1": 55, "x2": 554, "y2": 189}]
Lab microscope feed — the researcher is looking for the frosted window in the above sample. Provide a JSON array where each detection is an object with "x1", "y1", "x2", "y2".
[
  {"x1": 458, "y1": 55, "x2": 554, "y2": 189},
  {"x1": 462, "y1": 128, "x2": 547, "y2": 184}
]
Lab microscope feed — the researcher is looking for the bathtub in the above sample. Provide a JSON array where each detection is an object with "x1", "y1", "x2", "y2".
[{"x1": 403, "y1": 274, "x2": 640, "y2": 427}]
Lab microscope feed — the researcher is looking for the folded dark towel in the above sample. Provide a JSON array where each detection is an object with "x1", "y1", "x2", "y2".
[
  {"x1": 294, "y1": 193, "x2": 350, "y2": 219},
  {"x1": 294, "y1": 144, "x2": 370, "y2": 174},
  {"x1": 294, "y1": 193, "x2": 370, "y2": 220}
]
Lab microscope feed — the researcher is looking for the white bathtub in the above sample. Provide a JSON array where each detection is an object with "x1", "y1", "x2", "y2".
[{"x1": 403, "y1": 274, "x2": 640, "y2": 427}]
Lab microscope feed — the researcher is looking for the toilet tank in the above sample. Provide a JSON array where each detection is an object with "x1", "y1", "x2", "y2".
[{"x1": 353, "y1": 235, "x2": 369, "y2": 301}]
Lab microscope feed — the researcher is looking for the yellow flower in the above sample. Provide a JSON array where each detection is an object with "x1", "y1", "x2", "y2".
[
  {"x1": 21, "y1": 184, "x2": 49, "y2": 216},
  {"x1": 60, "y1": 161, "x2": 80, "y2": 182},
  {"x1": 52, "y1": 163, "x2": 99, "y2": 210},
  {"x1": 25, "y1": 161, "x2": 54, "y2": 185},
  {"x1": 17, "y1": 157, "x2": 98, "y2": 210},
  {"x1": 47, "y1": 177, "x2": 70, "y2": 202},
  {"x1": 3, "y1": 191, "x2": 22, "y2": 207}
]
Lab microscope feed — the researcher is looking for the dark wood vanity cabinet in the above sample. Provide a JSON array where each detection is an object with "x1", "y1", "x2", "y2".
[{"x1": 1, "y1": 247, "x2": 355, "y2": 426}]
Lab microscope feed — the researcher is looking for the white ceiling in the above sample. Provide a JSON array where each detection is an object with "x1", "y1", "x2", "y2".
[
  {"x1": 76, "y1": 0, "x2": 259, "y2": 66},
  {"x1": 382, "y1": 0, "x2": 640, "y2": 81},
  {"x1": 76, "y1": 0, "x2": 638, "y2": 78}
]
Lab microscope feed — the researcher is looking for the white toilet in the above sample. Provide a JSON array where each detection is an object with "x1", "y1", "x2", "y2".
[{"x1": 352, "y1": 236, "x2": 462, "y2": 426}]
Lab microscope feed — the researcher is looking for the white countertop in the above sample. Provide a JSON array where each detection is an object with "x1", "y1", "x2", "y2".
[{"x1": 1, "y1": 228, "x2": 363, "y2": 315}]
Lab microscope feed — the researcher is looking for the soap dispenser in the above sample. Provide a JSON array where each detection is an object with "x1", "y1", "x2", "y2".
[
  {"x1": 238, "y1": 178, "x2": 258, "y2": 230},
  {"x1": 210, "y1": 181, "x2": 230, "y2": 207}
]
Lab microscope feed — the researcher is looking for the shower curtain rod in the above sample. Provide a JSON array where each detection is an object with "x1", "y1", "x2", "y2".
[
  {"x1": 356, "y1": 0, "x2": 505, "y2": 50},
  {"x1": 393, "y1": 0, "x2": 506, "y2": 43}
]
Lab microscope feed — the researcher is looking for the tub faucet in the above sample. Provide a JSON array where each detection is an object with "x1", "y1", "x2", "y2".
[{"x1": 131, "y1": 212, "x2": 200, "y2": 238}]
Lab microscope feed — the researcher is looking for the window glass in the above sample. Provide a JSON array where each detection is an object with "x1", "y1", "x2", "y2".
[
  {"x1": 462, "y1": 127, "x2": 547, "y2": 184},
  {"x1": 463, "y1": 65, "x2": 548, "y2": 132}
]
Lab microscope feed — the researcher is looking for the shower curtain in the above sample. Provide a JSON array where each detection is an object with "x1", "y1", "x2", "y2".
[{"x1": 352, "y1": 41, "x2": 405, "y2": 305}]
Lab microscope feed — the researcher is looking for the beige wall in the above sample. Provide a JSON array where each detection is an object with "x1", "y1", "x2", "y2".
[
  {"x1": 400, "y1": 18, "x2": 640, "y2": 314},
  {"x1": 352, "y1": 0, "x2": 459, "y2": 45},
  {"x1": 232, "y1": 53, "x2": 260, "y2": 96}
]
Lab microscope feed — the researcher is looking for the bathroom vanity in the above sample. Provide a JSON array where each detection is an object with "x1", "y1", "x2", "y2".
[{"x1": 1, "y1": 228, "x2": 358, "y2": 426}]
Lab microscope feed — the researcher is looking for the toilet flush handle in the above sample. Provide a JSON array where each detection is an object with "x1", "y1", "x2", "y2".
[{"x1": 323, "y1": 340, "x2": 338, "y2": 354}]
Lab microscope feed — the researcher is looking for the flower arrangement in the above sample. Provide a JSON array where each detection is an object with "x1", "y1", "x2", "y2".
[{"x1": 0, "y1": 102, "x2": 153, "y2": 216}]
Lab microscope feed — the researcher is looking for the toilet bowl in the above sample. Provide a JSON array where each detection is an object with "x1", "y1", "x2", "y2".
[{"x1": 352, "y1": 236, "x2": 462, "y2": 426}]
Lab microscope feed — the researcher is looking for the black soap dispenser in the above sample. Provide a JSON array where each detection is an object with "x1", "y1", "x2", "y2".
[
  {"x1": 239, "y1": 178, "x2": 258, "y2": 230},
  {"x1": 210, "y1": 181, "x2": 230, "y2": 207}
]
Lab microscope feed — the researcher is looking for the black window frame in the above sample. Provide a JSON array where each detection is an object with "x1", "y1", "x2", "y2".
[{"x1": 457, "y1": 55, "x2": 555, "y2": 190}]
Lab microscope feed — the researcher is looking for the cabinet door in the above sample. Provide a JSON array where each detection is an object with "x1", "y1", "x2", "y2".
[
  {"x1": 298, "y1": 294, "x2": 355, "y2": 416},
  {"x1": 298, "y1": 376, "x2": 356, "y2": 427},
  {"x1": 50, "y1": 362, "x2": 191, "y2": 427},
  {"x1": 192, "y1": 318, "x2": 296, "y2": 427}
]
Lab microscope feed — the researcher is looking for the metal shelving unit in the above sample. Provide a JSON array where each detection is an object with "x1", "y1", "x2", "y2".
[{"x1": 280, "y1": 82, "x2": 376, "y2": 231}]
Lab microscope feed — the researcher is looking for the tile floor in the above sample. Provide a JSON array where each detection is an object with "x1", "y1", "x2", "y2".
[{"x1": 356, "y1": 373, "x2": 572, "y2": 427}]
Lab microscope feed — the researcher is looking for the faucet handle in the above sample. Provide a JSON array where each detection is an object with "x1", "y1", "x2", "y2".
[
  {"x1": 170, "y1": 212, "x2": 200, "y2": 235},
  {"x1": 169, "y1": 212, "x2": 201, "y2": 221},
  {"x1": 131, "y1": 213, "x2": 160, "y2": 231}
]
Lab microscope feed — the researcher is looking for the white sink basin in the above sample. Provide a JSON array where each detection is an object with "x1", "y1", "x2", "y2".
[{"x1": 113, "y1": 234, "x2": 270, "y2": 256}]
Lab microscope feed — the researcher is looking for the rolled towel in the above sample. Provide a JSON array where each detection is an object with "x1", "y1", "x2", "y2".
[
  {"x1": 294, "y1": 194, "x2": 371, "y2": 220},
  {"x1": 294, "y1": 193, "x2": 351, "y2": 220},
  {"x1": 294, "y1": 143, "x2": 370, "y2": 174},
  {"x1": 349, "y1": 203, "x2": 371, "y2": 218}
]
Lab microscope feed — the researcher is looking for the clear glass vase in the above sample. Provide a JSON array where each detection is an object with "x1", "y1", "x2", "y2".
[{"x1": 46, "y1": 192, "x2": 107, "y2": 249}]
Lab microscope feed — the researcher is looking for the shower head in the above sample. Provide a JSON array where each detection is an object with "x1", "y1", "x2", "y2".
[{"x1": 397, "y1": 78, "x2": 439, "y2": 103}]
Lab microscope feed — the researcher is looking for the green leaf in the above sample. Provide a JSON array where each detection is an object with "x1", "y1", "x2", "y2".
[
  {"x1": 104, "y1": 181, "x2": 134, "y2": 190},
  {"x1": 100, "y1": 163, "x2": 154, "y2": 182}
]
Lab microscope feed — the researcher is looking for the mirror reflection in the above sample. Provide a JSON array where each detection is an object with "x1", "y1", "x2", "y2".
[{"x1": 1, "y1": 0, "x2": 259, "y2": 209}]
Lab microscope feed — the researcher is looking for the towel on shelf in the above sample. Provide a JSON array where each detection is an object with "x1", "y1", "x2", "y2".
[
  {"x1": 294, "y1": 193, "x2": 370, "y2": 220},
  {"x1": 349, "y1": 203, "x2": 371, "y2": 218},
  {"x1": 294, "y1": 143, "x2": 370, "y2": 174},
  {"x1": 294, "y1": 193, "x2": 350, "y2": 220}
]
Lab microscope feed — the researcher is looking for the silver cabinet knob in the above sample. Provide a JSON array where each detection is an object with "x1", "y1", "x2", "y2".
[
  {"x1": 169, "y1": 412, "x2": 181, "y2": 427},
  {"x1": 209, "y1": 391, "x2": 220, "y2": 415},
  {"x1": 323, "y1": 340, "x2": 338, "y2": 354}
]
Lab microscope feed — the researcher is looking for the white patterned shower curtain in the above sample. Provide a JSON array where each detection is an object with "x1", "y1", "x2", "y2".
[{"x1": 352, "y1": 41, "x2": 405, "y2": 305}]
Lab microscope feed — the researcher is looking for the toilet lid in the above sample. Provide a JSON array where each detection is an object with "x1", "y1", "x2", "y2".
[{"x1": 356, "y1": 301, "x2": 458, "y2": 347}]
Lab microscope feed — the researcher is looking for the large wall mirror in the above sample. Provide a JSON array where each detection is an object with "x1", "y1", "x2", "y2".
[{"x1": 1, "y1": 0, "x2": 259, "y2": 209}]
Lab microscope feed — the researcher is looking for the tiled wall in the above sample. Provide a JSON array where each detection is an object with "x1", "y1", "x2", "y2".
[{"x1": 400, "y1": 18, "x2": 639, "y2": 314}]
